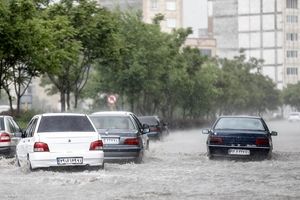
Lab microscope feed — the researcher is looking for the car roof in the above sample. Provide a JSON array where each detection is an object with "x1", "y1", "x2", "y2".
[
  {"x1": 0, "y1": 115, "x2": 12, "y2": 118},
  {"x1": 218, "y1": 115, "x2": 262, "y2": 119},
  {"x1": 138, "y1": 115, "x2": 158, "y2": 118},
  {"x1": 90, "y1": 111, "x2": 133, "y2": 116},
  {"x1": 38, "y1": 113, "x2": 87, "y2": 117}
]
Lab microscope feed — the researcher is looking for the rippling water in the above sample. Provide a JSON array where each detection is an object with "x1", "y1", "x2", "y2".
[{"x1": 0, "y1": 120, "x2": 299, "y2": 200}]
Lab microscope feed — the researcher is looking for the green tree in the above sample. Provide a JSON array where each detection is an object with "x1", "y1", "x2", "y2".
[
  {"x1": 282, "y1": 83, "x2": 300, "y2": 111},
  {"x1": 42, "y1": 0, "x2": 120, "y2": 111},
  {"x1": 216, "y1": 55, "x2": 280, "y2": 115},
  {"x1": 0, "y1": 0, "x2": 53, "y2": 114}
]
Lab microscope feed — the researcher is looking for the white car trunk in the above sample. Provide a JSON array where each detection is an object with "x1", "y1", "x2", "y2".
[{"x1": 37, "y1": 132, "x2": 99, "y2": 153}]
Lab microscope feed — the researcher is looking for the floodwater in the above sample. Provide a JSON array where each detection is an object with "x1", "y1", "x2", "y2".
[{"x1": 0, "y1": 120, "x2": 299, "y2": 200}]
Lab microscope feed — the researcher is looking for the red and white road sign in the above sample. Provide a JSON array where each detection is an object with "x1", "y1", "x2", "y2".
[{"x1": 107, "y1": 95, "x2": 117, "y2": 104}]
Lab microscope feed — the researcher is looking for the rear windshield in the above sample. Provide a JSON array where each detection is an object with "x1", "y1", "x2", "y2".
[
  {"x1": 38, "y1": 116, "x2": 95, "y2": 132},
  {"x1": 138, "y1": 117, "x2": 158, "y2": 126},
  {"x1": 289, "y1": 113, "x2": 300, "y2": 116},
  {"x1": 90, "y1": 116, "x2": 135, "y2": 130},
  {"x1": 0, "y1": 118, "x2": 4, "y2": 131},
  {"x1": 214, "y1": 117, "x2": 265, "y2": 131}
]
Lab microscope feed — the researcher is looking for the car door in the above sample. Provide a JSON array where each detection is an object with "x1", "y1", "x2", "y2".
[
  {"x1": 17, "y1": 117, "x2": 38, "y2": 161},
  {"x1": 131, "y1": 114, "x2": 148, "y2": 149},
  {"x1": 6, "y1": 117, "x2": 22, "y2": 147}
]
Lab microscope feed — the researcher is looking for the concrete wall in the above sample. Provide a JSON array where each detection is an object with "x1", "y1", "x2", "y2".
[
  {"x1": 182, "y1": 0, "x2": 208, "y2": 38},
  {"x1": 212, "y1": 0, "x2": 239, "y2": 58}
]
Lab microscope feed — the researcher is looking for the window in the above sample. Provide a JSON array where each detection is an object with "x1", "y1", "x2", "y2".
[
  {"x1": 38, "y1": 116, "x2": 95, "y2": 132},
  {"x1": 90, "y1": 116, "x2": 135, "y2": 130},
  {"x1": 166, "y1": 18, "x2": 176, "y2": 28},
  {"x1": 287, "y1": 15, "x2": 298, "y2": 23},
  {"x1": 166, "y1": 1, "x2": 176, "y2": 11},
  {"x1": 286, "y1": 33, "x2": 298, "y2": 41},
  {"x1": 287, "y1": 50, "x2": 298, "y2": 58},
  {"x1": 151, "y1": 0, "x2": 158, "y2": 10},
  {"x1": 200, "y1": 49, "x2": 212, "y2": 57},
  {"x1": 286, "y1": 0, "x2": 298, "y2": 9},
  {"x1": 287, "y1": 67, "x2": 298, "y2": 75}
]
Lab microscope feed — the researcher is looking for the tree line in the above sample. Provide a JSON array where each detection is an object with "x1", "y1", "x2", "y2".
[{"x1": 0, "y1": 0, "x2": 298, "y2": 121}]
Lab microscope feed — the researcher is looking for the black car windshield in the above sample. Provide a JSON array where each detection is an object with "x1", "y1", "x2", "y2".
[
  {"x1": 38, "y1": 116, "x2": 95, "y2": 132},
  {"x1": 90, "y1": 116, "x2": 136, "y2": 130},
  {"x1": 214, "y1": 117, "x2": 265, "y2": 131},
  {"x1": 138, "y1": 116, "x2": 158, "y2": 126}
]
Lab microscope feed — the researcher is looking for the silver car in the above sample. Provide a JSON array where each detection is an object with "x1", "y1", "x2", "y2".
[
  {"x1": 90, "y1": 111, "x2": 149, "y2": 163},
  {"x1": 0, "y1": 115, "x2": 22, "y2": 157}
]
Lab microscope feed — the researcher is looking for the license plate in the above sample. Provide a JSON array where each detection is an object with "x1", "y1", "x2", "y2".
[
  {"x1": 228, "y1": 149, "x2": 250, "y2": 155},
  {"x1": 103, "y1": 138, "x2": 119, "y2": 144},
  {"x1": 57, "y1": 157, "x2": 83, "y2": 165}
]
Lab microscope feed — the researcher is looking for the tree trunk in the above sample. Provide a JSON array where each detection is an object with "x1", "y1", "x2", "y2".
[
  {"x1": 4, "y1": 86, "x2": 13, "y2": 116},
  {"x1": 60, "y1": 91, "x2": 66, "y2": 112},
  {"x1": 74, "y1": 92, "x2": 78, "y2": 109},
  {"x1": 66, "y1": 91, "x2": 71, "y2": 111}
]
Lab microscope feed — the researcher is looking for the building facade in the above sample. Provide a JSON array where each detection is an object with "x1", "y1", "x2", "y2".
[
  {"x1": 98, "y1": 0, "x2": 142, "y2": 10},
  {"x1": 211, "y1": 0, "x2": 300, "y2": 88},
  {"x1": 143, "y1": 0, "x2": 216, "y2": 56}
]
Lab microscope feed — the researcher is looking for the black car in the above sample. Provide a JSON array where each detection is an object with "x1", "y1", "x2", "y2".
[
  {"x1": 138, "y1": 116, "x2": 169, "y2": 140},
  {"x1": 202, "y1": 116, "x2": 278, "y2": 159}
]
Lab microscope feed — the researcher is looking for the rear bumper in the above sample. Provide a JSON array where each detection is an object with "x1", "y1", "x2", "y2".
[
  {"x1": 0, "y1": 145, "x2": 15, "y2": 153},
  {"x1": 28, "y1": 151, "x2": 104, "y2": 169},
  {"x1": 208, "y1": 145, "x2": 271, "y2": 158},
  {"x1": 147, "y1": 132, "x2": 161, "y2": 139},
  {"x1": 103, "y1": 146, "x2": 142, "y2": 162}
]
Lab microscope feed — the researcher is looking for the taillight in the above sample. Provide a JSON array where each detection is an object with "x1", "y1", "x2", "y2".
[
  {"x1": 255, "y1": 137, "x2": 269, "y2": 146},
  {"x1": 90, "y1": 140, "x2": 103, "y2": 150},
  {"x1": 209, "y1": 135, "x2": 223, "y2": 145},
  {"x1": 150, "y1": 126, "x2": 160, "y2": 132},
  {"x1": 34, "y1": 142, "x2": 50, "y2": 152},
  {"x1": 124, "y1": 138, "x2": 139, "y2": 145},
  {"x1": 0, "y1": 133, "x2": 11, "y2": 142}
]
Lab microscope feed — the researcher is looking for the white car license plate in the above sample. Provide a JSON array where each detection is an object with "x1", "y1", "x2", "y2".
[
  {"x1": 103, "y1": 138, "x2": 119, "y2": 144},
  {"x1": 57, "y1": 157, "x2": 83, "y2": 165},
  {"x1": 228, "y1": 149, "x2": 250, "y2": 155}
]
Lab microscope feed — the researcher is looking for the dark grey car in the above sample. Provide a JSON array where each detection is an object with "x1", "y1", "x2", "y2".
[
  {"x1": 90, "y1": 111, "x2": 149, "y2": 163},
  {"x1": 0, "y1": 115, "x2": 22, "y2": 157}
]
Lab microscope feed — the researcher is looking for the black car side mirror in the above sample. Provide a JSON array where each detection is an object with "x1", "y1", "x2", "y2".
[
  {"x1": 142, "y1": 124, "x2": 150, "y2": 134},
  {"x1": 270, "y1": 131, "x2": 278, "y2": 136},
  {"x1": 202, "y1": 129, "x2": 211, "y2": 134}
]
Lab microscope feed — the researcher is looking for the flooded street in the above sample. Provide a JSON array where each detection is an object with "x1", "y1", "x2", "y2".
[{"x1": 0, "y1": 120, "x2": 299, "y2": 200}]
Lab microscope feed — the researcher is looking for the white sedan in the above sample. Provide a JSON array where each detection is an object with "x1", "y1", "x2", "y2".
[{"x1": 16, "y1": 113, "x2": 104, "y2": 170}]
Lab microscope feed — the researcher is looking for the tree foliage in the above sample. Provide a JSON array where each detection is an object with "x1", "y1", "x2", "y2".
[{"x1": 282, "y1": 83, "x2": 300, "y2": 111}]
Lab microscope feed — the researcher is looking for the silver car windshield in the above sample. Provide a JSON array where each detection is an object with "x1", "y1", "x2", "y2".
[
  {"x1": 37, "y1": 116, "x2": 95, "y2": 132},
  {"x1": 214, "y1": 118, "x2": 265, "y2": 131},
  {"x1": 90, "y1": 116, "x2": 136, "y2": 130},
  {"x1": 0, "y1": 118, "x2": 4, "y2": 131}
]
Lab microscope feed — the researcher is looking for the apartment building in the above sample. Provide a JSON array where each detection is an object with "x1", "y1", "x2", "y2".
[
  {"x1": 212, "y1": 0, "x2": 300, "y2": 88},
  {"x1": 283, "y1": 0, "x2": 300, "y2": 85},
  {"x1": 98, "y1": 0, "x2": 142, "y2": 10},
  {"x1": 143, "y1": 0, "x2": 216, "y2": 56}
]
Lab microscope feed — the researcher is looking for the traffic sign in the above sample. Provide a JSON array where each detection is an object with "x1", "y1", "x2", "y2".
[{"x1": 107, "y1": 95, "x2": 117, "y2": 104}]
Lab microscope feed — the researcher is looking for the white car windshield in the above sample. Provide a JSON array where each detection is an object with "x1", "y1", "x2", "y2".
[{"x1": 37, "y1": 116, "x2": 95, "y2": 132}]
